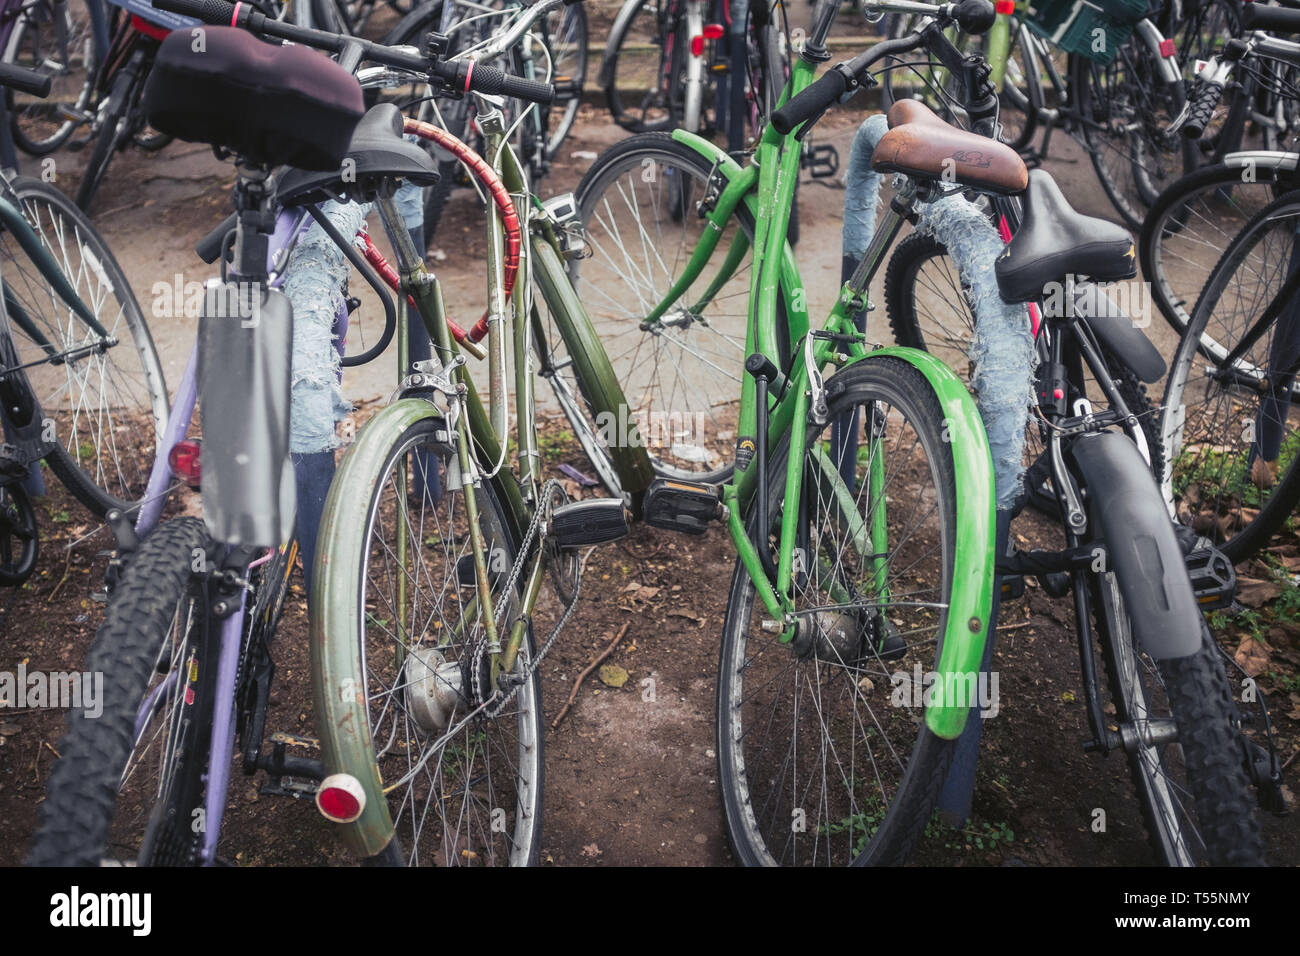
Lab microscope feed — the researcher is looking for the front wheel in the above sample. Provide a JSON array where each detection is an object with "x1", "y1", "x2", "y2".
[
  {"x1": 717, "y1": 355, "x2": 968, "y2": 865},
  {"x1": 312, "y1": 411, "x2": 543, "y2": 866}
]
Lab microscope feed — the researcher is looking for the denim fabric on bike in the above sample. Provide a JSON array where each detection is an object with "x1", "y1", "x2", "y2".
[{"x1": 843, "y1": 113, "x2": 1036, "y2": 511}]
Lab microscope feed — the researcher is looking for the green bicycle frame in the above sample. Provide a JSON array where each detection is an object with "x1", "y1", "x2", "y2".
[{"x1": 659, "y1": 52, "x2": 996, "y2": 740}]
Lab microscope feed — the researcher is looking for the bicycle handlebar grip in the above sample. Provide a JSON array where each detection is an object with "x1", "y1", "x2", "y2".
[
  {"x1": 466, "y1": 62, "x2": 555, "y2": 104},
  {"x1": 1181, "y1": 76, "x2": 1224, "y2": 139},
  {"x1": 153, "y1": 0, "x2": 237, "y2": 25},
  {"x1": 771, "y1": 66, "x2": 849, "y2": 135},
  {"x1": 954, "y1": 0, "x2": 996, "y2": 35},
  {"x1": 0, "y1": 61, "x2": 51, "y2": 98},
  {"x1": 1241, "y1": 2, "x2": 1300, "y2": 35}
]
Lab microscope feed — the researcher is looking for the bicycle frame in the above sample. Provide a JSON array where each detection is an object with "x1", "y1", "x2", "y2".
[{"x1": 637, "y1": 6, "x2": 997, "y2": 741}]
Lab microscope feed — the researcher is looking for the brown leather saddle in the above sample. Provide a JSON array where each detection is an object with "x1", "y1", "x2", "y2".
[{"x1": 871, "y1": 99, "x2": 1029, "y2": 196}]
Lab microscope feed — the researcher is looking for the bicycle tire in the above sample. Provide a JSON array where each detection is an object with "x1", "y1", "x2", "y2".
[
  {"x1": 28, "y1": 517, "x2": 217, "y2": 866},
  {"x1": 540, "y1": 0, "x2": 587, "y2": 157},
  {"x1": 1093, "y1": 554, "x2": 1265, "y2": 864},
  {"x1": 2, "y1": 176, "x2": 168, "y2": 515},
  {"x1": 717, "y1": 354, "x2": 963, "y2": 866},
  {"x1": 74, "y1": 59, "x2": 135, "y2": 212},
  {"x1": 311, "y1": 412, "x2": 543, "y2": 866},
  {"x1": 1159, "y1": 187, "x2": 1300, "y2": 562},
  {"x1": 0, "y1": 479, "x2": 38, "y2": 586}
]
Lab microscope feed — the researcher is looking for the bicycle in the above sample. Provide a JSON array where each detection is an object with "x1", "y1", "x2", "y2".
[
  {"x1": 575, "y1": 0, "x2": 1269, "y2": 864},
  {"x1": 27, "y1": 0, "x2": 653, "y2": 867}
]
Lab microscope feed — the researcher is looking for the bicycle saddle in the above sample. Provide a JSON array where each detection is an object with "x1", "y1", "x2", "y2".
[
  {"x1": 276, "y1": 103, "x2": 440, "y2": 207},
  {"x1": 871, "y1": 99, "x2": 1028, "y2": 196},
  {"x1": 144, "y1": 26, "x2": 363, "y2": 171},
  {"x1": 995, "y1": 169, "x2": 1136, "y2": 303}
]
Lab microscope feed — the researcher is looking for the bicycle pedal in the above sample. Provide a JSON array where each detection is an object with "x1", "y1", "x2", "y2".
[
  {"x1": 1000, "y1": 574, "x2": 1026, "y2": 601},
  {"x1": 260, "y1": 778, "x2": 318, "y2": 800},
  {"x1": 802, "y1": 143, "x2": 839, "y2": 179},
  {"x1": 553, "y1": 77, "x2": 581, "y2": 99},
  {"x1": 643, "y1": 478, "x2": 722, "y2": 535},
  {"x1": 1186, "y1": 545, "x2": 1235, "y2": 611},
  {"x1": 549, "y1": 497, "x2": 629, "y2": 547}
]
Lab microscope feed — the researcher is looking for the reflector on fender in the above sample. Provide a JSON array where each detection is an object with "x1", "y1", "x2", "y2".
[{"x1": 316, "y1": 773, "x2": 366, "y2": 823}]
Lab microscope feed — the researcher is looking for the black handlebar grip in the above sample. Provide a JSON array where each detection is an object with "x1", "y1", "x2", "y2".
[
  {"x1": 0, "y1": 61, "x2": 51, "y2": 98},
  {"x1": 153, "y1": 0, "x2": 237, "y2": 25},
  {"x1": 467, "y1": 62, "x2": 555, "y2": 104},
  {"x1": 1241, "y1": 2, "x2": 1300, "y2": 35},
  {"x1": 954, "y1": 0, "x2": 997, "y2": 35},
  {"x1": 1182, "y1": 76, "x2": 1224, "y2": 139},
  {"x1": 196, "y1": 212, "x2": 237, "y2": 263},
  {"x1": 771, "y1": 66, "x2": 849, "y2": 135}
]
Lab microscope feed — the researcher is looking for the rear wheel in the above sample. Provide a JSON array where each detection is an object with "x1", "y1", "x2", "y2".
[
  {"x1": 717, "y1": 356, "x2": 966, "y2": 865},
  {"x1": 313, "y1": 414, "x2": 543, "y2": 866},
  {"x1": 1095, "y1": 577, "x2": 1265, "y2": 865},
  {"x1": 28, "y1": 518, "x2": 215, "y2": 866},
  {"x1": 5, "y1": 0, "x2": 97, "y2": 155},
  {"x1": 602, "y1": 0, "x2": 683, "y2": 133}
]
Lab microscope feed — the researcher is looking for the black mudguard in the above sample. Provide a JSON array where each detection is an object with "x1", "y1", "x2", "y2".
[
  {"x1": 1070, "y1": 430, "x2": 1201, "y2": 659},
  {"x1": 1073, "y1": 281, "x2": 1167, "y2": 384}
]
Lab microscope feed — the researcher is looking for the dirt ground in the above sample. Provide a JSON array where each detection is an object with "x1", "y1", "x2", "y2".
[{"x1": 0, "y1": 3, "x2": 1298, "y2": 866}]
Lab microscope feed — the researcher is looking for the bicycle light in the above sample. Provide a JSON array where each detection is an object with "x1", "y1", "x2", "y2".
[
  {"x1": 316, "y1": 774, "x2": 366, "y2": 824},
  {"x1": 168, "y1": 439, "x2": 202, "y2": 488}
]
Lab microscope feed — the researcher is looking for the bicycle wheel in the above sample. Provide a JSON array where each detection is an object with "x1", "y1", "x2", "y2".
[
  {"x1": 717, "y1": 355, "x2": 964, "y2": 865},
  {"x1": 4, "y1": 0, "x2": 97, "y2": 156},
  {"x1": 74, "y1": 56, "x2": 136, "y2": 212},
  {"x1": 1094, "y1": 569, "x2": 1265, "y2": 864},
  {"x1": 573, "y1": 132, "x2": 768, "y2": 484},
  {"x1": 1073, "y1": 43, "x2": 1195, "y2": 231},
  {"x1": 312, "y1": 413, "x2": 543, "y2": 866},
  {"x1": 2, "y1": 176, "x2": 167, "y2": 514},
  {"x1": 540, "y1": 0, "x2": 587, "y2": 157},
  {"x1": 884, "y1": 230, "x2": 1164, "y2": 486},
  {"x1": 1141, "y1": 160, "x2": 1300, "y2": 337},
  {"x1": 1160, "y1": 188, "x2": 1300, "y2": 561},
  {"x1": 602, "y1": 0, "x2": 684, "y2": 133},
  {"x1": 28, "y1": 517, "x2": 216, "y2": 866},
  {"x1": 0, "y1": 478, "x2": 38, "y2": 586}
]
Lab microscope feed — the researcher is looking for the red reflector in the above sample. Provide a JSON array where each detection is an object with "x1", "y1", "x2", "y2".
[
  {"x1": 168, "y1": 439, "x2": 201, "y2": 487},
  {"x1": 1159, "y1": 38, "x2": 1176, "y2": 57},
  {"x1": 1053, "y1": 388, "x2": 1065, "y2": 400},
  {"x1": 703, "y1": 23, "x2": 725, "y2": 39},
  {"x1": 995, "y1": 0, "x2": 1015, "y2": 13},
  {"x1": 130, "y1": 14, "x2": 171, "y2": 41},
  {"x1": 316, "y1": 774, "x2": 366, "y2": 823},
  {"x1": 690, "y1": 35, "x2": 705, "y2": 57}
]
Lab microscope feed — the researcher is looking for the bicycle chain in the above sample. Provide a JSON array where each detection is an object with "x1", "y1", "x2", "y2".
[{"x1": 468, "y1": 478, "x2": 581, "y2": 718}]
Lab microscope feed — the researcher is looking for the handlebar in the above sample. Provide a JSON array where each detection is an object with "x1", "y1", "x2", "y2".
[
  {"x1": 0, "y1": 61, "x2": 52, "y2": 98},
  {"x1": 1241, "y1": 2, "x2": 1300, "y2": 35},
  {"x1": 153, "y1": 0, "x2": 555, "y2": 104}
]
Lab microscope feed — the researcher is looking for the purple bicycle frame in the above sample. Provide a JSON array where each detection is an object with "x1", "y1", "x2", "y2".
[{"x1": 130, "y1": 206, "x2": 351, "y2": 866}]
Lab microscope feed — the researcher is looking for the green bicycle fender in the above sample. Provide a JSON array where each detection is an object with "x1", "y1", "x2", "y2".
[
  {"x1": 532, "y1": 239, "x2": 656, "y2": 497},
  {"x1": 842, "y1": 348, "x2": 996, "y2": 740},
  {"x1": 668, "y1": 128, "x2": 809, "y2": 343},
  {"x1": 311, "y1": 399, "x2": 440, "y2": 858},
  {"x1": 0, "y1": 198, "x2": 108, "y2": 338}
]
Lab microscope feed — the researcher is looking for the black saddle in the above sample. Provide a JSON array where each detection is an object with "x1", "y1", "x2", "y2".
[
  {"x1": 276, "y1": 103, "x2": 440, "y2": 207},
  {"x1": 995, "y1": 170, "x2": 1136, "y2": 304},
  {"x1": 144, "y1": 26, "x2": 363, "y2": 171}
]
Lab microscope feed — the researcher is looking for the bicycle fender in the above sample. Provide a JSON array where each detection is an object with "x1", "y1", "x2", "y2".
[
  {"x1": 310, "y1": 399, "x2": 444, "y2": 858},
  {"x1": 1070, "y1": 281, "x2": 1166, "y2": 384},
  {"x1": 1070, "y1": 430, "x2": 1201, "y2": 659},
  {"x1": 842, "y1": 347, "x2": 997, "y2": 740},
  {"x1": 599, "y1": 0, "x2": 653, "y2": 90}
]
